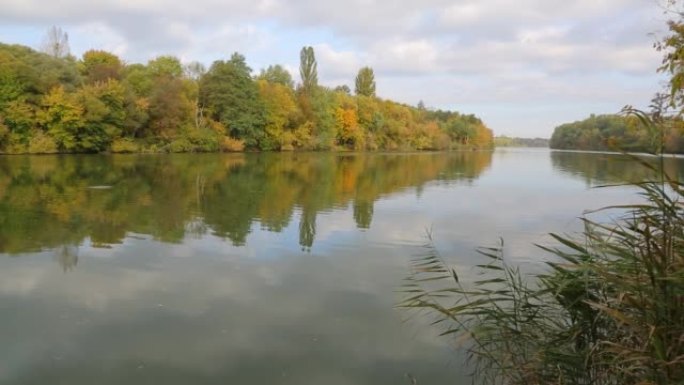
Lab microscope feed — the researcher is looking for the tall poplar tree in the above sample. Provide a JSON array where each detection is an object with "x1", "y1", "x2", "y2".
[{"x1": 299, "y1": 46, "x2": 318, "y2": 93}]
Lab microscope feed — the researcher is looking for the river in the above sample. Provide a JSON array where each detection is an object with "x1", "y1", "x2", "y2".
[{"x1": 0, "y1": 148, "x2": 681, "y2": 384}]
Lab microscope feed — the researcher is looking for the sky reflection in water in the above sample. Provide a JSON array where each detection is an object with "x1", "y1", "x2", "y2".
[{"x1": 0, "y1": 149, "x2": 680, "y2": 384}]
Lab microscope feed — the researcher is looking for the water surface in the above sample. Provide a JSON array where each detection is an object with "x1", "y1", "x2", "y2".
[{"x1": 1, "y1": 149, "x2": 681, "y2": 384}]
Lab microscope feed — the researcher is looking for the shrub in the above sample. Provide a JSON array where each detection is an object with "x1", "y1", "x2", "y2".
[
  {"x1": 110, "y1": 137, "x2": 140, "y2": 153},
  {"x1": 280, "y1": 131, "x2": 295, "y2": 151},
  {"x1": 293, "y1": 121, "x2": 314, "y2": 150},
  {"x1": 3, "y1": 132, "x2": 28, "y2": 154},
  {"x1": 186, "y1": 130, "x2": 220, "y2": 152},
  {"x1": 0, "y1": 120, "x2": 9, "y2": 149},
  {"x1": 220, "y1": 136, "x2": 245, "y2": 152},
  {"x1": 166, "y1": 138, "x2": 192, "y2": 153},
  {"x1": 28, "y1": 131, "x2": 58, "y2": 154}
]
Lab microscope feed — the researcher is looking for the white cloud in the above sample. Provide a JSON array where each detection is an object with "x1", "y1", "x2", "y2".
[
  {"x1": 314, "y1": 43, "x2": 362, "y2": 82},
  {"x1": 370, "y1": 39, "x2": 441, "y2": 74},
  {"x1": 441, "y1": 3, "x2": 485, "y2": 26},
  {"x1": 0, "y1": 0, "x2": 674, "y2": 136},
  {"x1": 71, "y1": 22, "x2": 128, "y2": 57}
]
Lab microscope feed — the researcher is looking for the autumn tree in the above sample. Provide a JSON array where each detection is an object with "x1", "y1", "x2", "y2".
[
  {"x1": 354, "y1": 66, "x2": 376, "y2": 97},
  {"x1": 146, "y1": 56, "x2": 194, "y2": 140},
  {"x1": 0, "y1": 38, "x2": 493, "y2": 153},
  {"x1": 37, "y1": 85, "x2": 82, "y2": 151},
  {"x1": 258, "y1": 79, "x2": 299, "y2": 150},
  {"x1": 117, "y1": 56, "x2": 195, "y2": 141},
  {"x1": 2, "y1": 100, "x2": 35, "y2": 151},
  {"x1": 80, "y1": 50, "x2": 123, "y2": 83},
  {"x1": 334, "y1": 92, "x2": 363, "y2": 149},
  {"x1": 119, "y1": 63, "x2": 151, "y2": 138}
]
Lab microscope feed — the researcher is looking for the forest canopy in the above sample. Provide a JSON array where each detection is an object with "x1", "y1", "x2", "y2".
[{"x1": 0, "y1": 38, "x2": 493, "y2": 154}]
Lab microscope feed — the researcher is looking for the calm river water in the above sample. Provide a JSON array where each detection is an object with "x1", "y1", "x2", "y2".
[{"x1": 0, "y1": 149, "x2": 681, "y2": 384}]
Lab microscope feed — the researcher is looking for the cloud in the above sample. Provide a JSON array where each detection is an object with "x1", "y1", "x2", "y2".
[
  {"x1": 0, "y1": 232, "x2": 459, "y2": 383},
  {"x1": 0, "y1": 0, "x2": 672, "y2": 136},
  {"x1": 71, "y1": 22, "x2": 128, "y2": 56},
  {"x1": 313, "y1": 43, "x2": 363, "y2": 83}
]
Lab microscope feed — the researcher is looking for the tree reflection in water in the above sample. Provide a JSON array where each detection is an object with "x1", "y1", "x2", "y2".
[{"x1": 0, "y1": 152, "x2": 493, "y2": 260}]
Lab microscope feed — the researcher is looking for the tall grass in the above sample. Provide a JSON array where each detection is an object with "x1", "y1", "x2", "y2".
[{"x1": 400, "y1": 138, "x2": 684, "y2": 384}]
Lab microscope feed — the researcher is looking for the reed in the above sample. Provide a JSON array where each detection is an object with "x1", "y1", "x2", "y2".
[{"x1": 400, "y1": 125, "x2": 684, "y2": 384}]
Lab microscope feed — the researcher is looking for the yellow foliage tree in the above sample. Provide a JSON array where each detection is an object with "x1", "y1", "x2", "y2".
[
  {"x1": 37, "y1": 85, "x2": 83, "y2": 151},
  {"x1": 335, "y1": 107, "x2": 364, "y2": 149},
  {"x1": 258, "y1": 79, "x2": 299, "y2": 150}
]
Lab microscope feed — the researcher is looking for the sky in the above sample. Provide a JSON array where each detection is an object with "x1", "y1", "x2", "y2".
[{"x1": 0, "y1": 0, "x2": 675, "y2": 138}]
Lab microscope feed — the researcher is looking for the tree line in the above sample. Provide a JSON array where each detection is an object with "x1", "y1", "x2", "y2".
[
  {"x1": 550, "y1": 113, "x2": 684, "y2": 153},
  {"x1": 494, "y1": 136, "x2": 549, "y2": 147},
  {"x1": 0, "y1": 28, "x2": 493, "y2": 154}
]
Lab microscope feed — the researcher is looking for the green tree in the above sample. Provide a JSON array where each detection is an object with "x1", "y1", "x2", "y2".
[
  {"x1": 76, "y1": 79, "x2": 126, "y2": 151},
  {"x1": 549, "y1": 114, "x2": 655, "y2": 152},
  {"x1": 258, "y1": 64, "x2": 294, "y2": 89},
  {"x1": 0, "y1": 50, "x2": 26, "y2": 109},
  {"x1": 0, "y1": 42, "x2": 81, "y2": 99},
  {"x1": 122, "y1": 63, "x2": 153, "y2": 96},
  {"x1": 138, "y1": 56, "x2": 196, "y2": 141},
  {"x1": 354, "y1": 66, "x2": 376, "y2": 97},
  {"x1": 310, "y1": 87, "x2": 338, "y2": 149},
  {"x1": 200, "y1": 53, "x2": 266, "y2": 148},
  {"x1": 299, "y1": 46, "x2": 318, "y2": 93},
  {"x1": 148, "y1": 56, "x2": 184, "y2": 78},
  {"x1": 334, "y1": 85, "x2": 351, "y2": 95},
  {"x1": 120, "y1": 64, "x2": 151, "y2": 137}
]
